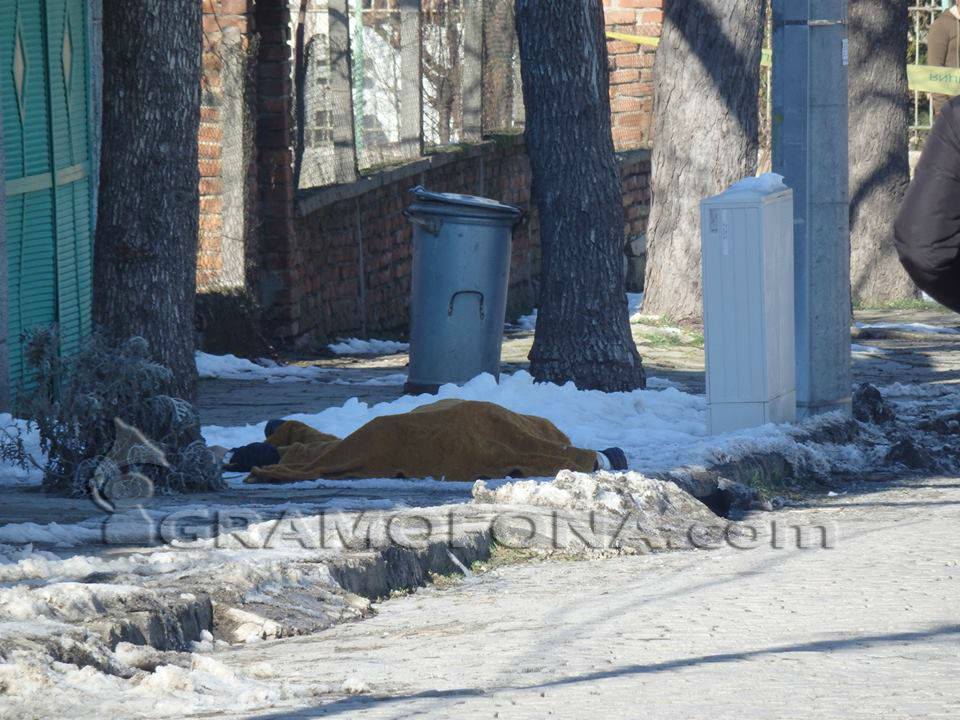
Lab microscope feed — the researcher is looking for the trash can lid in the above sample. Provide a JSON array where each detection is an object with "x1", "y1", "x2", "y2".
[{"x1": 409, "y1": 185, "x2": 522, "y2": 219}]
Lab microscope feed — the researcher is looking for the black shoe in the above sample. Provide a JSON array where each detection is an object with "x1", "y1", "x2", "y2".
[
  {"x1": 264, "y1": 418, "x2": 286, "y2": 439},
  {"x1": 601, "y1": 447, "x2": 628, "y2": 471}
]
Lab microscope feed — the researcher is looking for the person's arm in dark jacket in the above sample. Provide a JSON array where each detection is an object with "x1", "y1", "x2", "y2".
[{"x1": 894, "y1": 98, "x2": 960, "y2": 312}]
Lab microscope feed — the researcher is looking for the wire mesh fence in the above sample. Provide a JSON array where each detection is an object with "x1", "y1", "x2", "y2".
[
  {"x1": 349, "y1": 0, "x2": 405, "y2": 168},
  {"x1": 421, "y1": 0, "x2": 464, "y2": 147},
  {"x1": 290, "y1": 0, "x2": 521, "y2": 185},
  {"x1": 200, "y1": 12, "x2": 259, "y2": 295},
  {"x1": 910, "y1": 0, "x2": 954, "y2": 149}
]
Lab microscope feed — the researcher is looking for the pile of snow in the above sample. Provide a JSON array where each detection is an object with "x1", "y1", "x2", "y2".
[
  {"x1": 855, "y1": 321, "x2": 959, "y2": 335},
  {"x1": 0, "y1": 635, "x2": 288, "y2": 719},
  {"x1": 473, "y1": 469, "x2": 728, "y2": 553},
  {"x1": 726, "y1": 172, "x2": 787, "y2": 195},
  {"x1": 474, "y1": 469, "x2": 716, "y2": 524},
  {"x1": 327, "y1": 338, "x2": 409, "y2": 355}
]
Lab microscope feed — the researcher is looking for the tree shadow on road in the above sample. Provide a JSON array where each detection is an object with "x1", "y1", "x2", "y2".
[{"x1": 247, "y1": 624, "x2": 960, "y2": 718}]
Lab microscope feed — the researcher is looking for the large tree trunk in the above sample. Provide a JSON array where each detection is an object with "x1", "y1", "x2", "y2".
[
  {"x1": 849, "y1": 0, "x2": 916, "y2": 304},
  {"x1": 95, "y1": 1, "x2": 201, "y2": 400},
  {"x1": 516, "y1": 0, "x2": 644, "y2": 392},
  {"x1": 643, "y1": 0, "x2": 767, "y2": 322}
]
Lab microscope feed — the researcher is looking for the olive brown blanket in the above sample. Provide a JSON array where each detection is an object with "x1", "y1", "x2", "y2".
[{"x1": 246, "y1": 399, "x2": 598, "y2": 483}]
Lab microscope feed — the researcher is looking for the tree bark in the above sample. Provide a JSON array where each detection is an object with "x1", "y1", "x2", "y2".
[
  {"x1": 482, "y1": 0, "x2": 516, "y2": 133},
  {"x1": 516, "y1": 0, "x2": 644, "y2": 392},
  {"x1": 95, "y1": 0, "x2": 201, "y2": 400},
  {"x1": 849, "y1": 0, "x2": 916, "y2": 304},
  {"x1": 643, "y1": 0, "x2": 767, "y2": 322}
]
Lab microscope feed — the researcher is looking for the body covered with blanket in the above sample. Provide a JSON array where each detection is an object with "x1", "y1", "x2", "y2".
[{"x1": 241, "y1": 399, "x2": 612, "y2": 483}]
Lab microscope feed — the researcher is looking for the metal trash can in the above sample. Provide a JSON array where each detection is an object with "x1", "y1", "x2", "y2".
[{"x1": 403, "y1": 185, "x2": 522, "y2": 394}]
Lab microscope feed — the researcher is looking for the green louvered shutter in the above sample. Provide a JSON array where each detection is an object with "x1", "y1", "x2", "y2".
[
  {"x1": 45, "y1": 0, "x2": 92, "y2": 360},
  {"x1": 2, "y1": 0, "x2": 57, "y2": 392},
  {"x1": 1, "y1": 0, "x2": 93, "y2": 395}
]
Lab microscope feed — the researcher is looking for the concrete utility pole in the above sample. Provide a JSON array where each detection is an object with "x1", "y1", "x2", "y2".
[{"x1": 772, "y1": 0, "x2": 852, "y2": 418}]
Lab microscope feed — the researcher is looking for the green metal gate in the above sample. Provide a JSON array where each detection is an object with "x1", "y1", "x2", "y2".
[{"x1": 1, "y1": 0, "x2": 93, "y2": 393}]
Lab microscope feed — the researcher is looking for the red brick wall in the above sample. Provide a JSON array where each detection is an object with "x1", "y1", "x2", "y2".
[
  {"x1": 199, "y1": 0, "x2": 256, "y2": 288},
  {"x1": 195, "y1": 0, "x2": 661, "y2": 348},
  {"x1": 619, "y1": 147, "x2": 652, "y2": 243},
  {"x1": 253, "y1": 0, "x2": 301, "y2": 338},
  {"x1": 281, "y1": 138, "x2": 651, "y2": 347},
  {"x1": 602, "y1": 0, "x2": 663, "y2": 150}
]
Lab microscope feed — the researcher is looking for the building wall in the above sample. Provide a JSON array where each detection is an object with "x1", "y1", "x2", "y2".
[
  {"x1": 603, "y1": 0, "x2": 663, "y2": 150},
  {"x1": 194, "y1": 0, "x2": 663, "y2": 349},
  {"x1": 281, "y1": 138, "x2": 651, "y2": 348}
]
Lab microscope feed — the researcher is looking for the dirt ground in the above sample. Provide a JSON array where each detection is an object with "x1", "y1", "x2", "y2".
[{"x1": 197, "y1": 306, "x2": 960, "y2": 425}]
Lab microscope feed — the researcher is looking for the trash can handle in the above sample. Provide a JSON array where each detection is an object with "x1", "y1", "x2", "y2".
[
  {"x1": 403, "y1": 210, "x2": 442, "y2": 236},
  {"x1": 448, "y1": 290, "x2": 485, "y2": 320}
]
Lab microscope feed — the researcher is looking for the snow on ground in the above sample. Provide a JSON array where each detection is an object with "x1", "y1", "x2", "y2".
[
  {"x1": 627, "y1": 292, "x2": 645, "y2": 321},
  {"x1": 233, "y1": 474, "x2": 476, "y2": 493},
  {"x1": 326, "y1": 338, "x2": 409, "y2": 355},
  {"x1": 851, "y1": 343, "x2": 888, "y2": 355},
  {"x1": 513, "y1": 309, "x2": 538, "y2": 331},
  {"x1": 202, "y1": 370, "x2": 882, "y2": 481},
  {"x1": 0, "y1": 579, "x2": 302, "y2": 719},
  {"x1": 2, "y1": 372, "x2": 957, "y2": 718},
  {"x1": 877, "y1": 381, "x2": 957, "y2": 398},
  {"x1": 4, "y1": 364, "x2": 904, "y2": 492},
  {"x1": 0, "y1": 414, "x2": 42, "y2": 486},
  {"x1": 855, "y1": 321, "x2": 959, "y2": 335},
  {"x1": 196, "y1": 352, "x2": 330, "y2": 382},
  {"x1": 0, "y1": 521, "x2": 102, "y2": 548},
  {"x1": 196, "y1": 352, "x2": 406, "y2": 385}
]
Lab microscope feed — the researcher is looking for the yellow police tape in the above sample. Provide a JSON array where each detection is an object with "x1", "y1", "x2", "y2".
[
  {"x1": 605, "y1": 32, "x2": 772, "y2": 68},
  {"x1": 606, "y1": 31, "x2": 960, "y2": 95}
]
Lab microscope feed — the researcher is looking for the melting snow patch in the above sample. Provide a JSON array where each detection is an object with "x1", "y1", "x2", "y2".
[
  {"x1": 0, "y1": 414, "x2": 43, "y2": 486},
  {"x1": 855, "y1": 321, "x2": 959, "y2": 335},
  {"x1": 196, "y1": 352, "x2": 332, "y2": 383},
  {"x1": 0, "y1": 521, "x2": 103, "y2": 548},
  {"x1": 327, "y1": 338, "x2": 409, "y2": 355},
  {"x1": 876, "y1": 382, "x2": 956, "y2": 398},
  {"x1": 512, "y1": 309, "x2": 538, "y2": 331},
  {"x1": 851, "y1": 343, "x2": 888, "y2": 355},
  {"x1": 341, "y1": 676, "x2": 371, "y2": 695}
]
